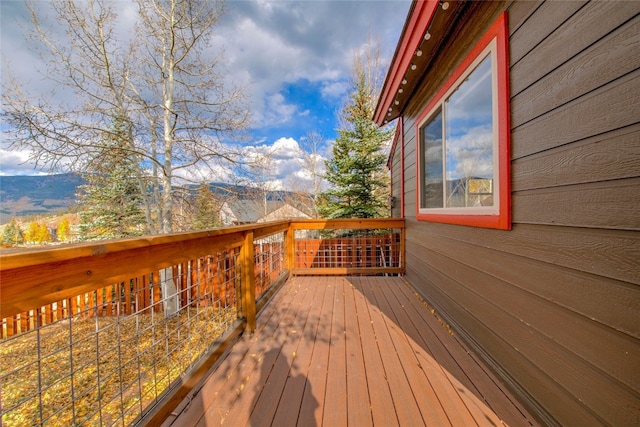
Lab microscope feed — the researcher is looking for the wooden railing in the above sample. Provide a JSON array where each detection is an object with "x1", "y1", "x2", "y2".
[
  {"x1": 292, "y1": 219, "x2": 405, "y2": 276},
  {"x1": 0, "y1": 218, "x2": 404, "y2": 426}
]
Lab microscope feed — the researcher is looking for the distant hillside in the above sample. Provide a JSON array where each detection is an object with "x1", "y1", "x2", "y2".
[
  {"x1": 0, "y1": 173, "x2": 315, "y2": 225},
  {"x1": 0, "y1": 173, "x2": 84, "y2": 224}
]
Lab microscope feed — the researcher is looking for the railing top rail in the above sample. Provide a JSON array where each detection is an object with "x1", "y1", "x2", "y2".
[
  {"x1": 0, "y1": 218, "x2": 404, "y2": 318},
  {"x1": 0, "y1": 218, "x2": 405, "y2": 267},
  {"x1": 291, "y1": 218, "x2": 405, "y2": 230},
  {"x1": 0, "y1": 220, "x2": 289, "y2": 318},
  {"x1": 0, "y1": 220, "x2": 292, "y2": 268}
]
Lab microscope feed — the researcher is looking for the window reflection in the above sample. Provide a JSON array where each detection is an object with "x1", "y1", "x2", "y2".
[
  {"x1": 445, "y1": 55, "x2": 494, "y2": 207},
  {"x1": 419, "y1": 53, "x2": 495, "y2": 210},
  {"x1": 421, "y1": 108, "x2": 443, "y2": 208}
]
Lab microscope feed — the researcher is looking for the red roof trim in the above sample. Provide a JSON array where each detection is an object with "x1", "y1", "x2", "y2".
[{"x1": 374, "y1": 1, "x2": 439, "y2": 125}]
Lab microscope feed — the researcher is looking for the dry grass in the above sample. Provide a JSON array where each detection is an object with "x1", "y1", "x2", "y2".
[{"x1": 1, "y1": 306, "x2": 237, "y2": 426}]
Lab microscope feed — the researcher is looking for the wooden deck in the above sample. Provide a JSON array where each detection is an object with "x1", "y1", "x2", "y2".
[{"x1": 162, "y1": 276, "x2": 539, "y2": 426}]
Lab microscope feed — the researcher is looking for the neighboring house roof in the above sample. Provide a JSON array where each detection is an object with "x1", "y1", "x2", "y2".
[
  {"x1": 220, "y1": 199, "x2": 279, "y2": 224},
  {"x1": 220, "y1": 196, "x2": 315, "y2": 225},
  {"x1": 259, "y1": 204, "x2": 310, "y2": 223}
]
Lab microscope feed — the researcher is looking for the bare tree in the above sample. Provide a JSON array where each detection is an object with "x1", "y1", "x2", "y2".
[
  {"x1": 299, "y1": 130, "x2": 325, "y2": 197},
  {"x1": 3, "y1": 1, "x2": 130, "y2": 163},
  {"x1": 2, "y1": 0, "x2": 249, "y2": 236},
  {"x1": 2, "y1": 0, "x2": 248, "y2": 316},
  {"x1": 132, "y1": 0, "x2": 248, "y2": 233},
  {"x1": 131, "y1": 0, "x2": 248, "y2": 316},
  {"x1": 240, "y1": 145, "x2": 278, "y2": 219}
]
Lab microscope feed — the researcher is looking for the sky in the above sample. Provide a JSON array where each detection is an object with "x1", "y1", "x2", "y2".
[{"x1": 0, "y1": 0, "x2": 411, "y2": 190}]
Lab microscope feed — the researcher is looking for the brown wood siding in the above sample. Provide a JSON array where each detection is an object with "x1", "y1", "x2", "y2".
[
  {"x1": 402, "y1": 117, "x2": 417, "y2": 217},
  {"x1": 394, "y1": 0, "x2": 640, "y2": 425}
]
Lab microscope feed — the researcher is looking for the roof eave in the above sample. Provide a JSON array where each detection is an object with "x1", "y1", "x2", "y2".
[{"x1": 374, "y1": 0, "x2": 439, "y2": 126}]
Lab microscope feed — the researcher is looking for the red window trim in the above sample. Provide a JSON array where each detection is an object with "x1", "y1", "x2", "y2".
[{"x1": 415, "y1": 12, "x2": 511, "y2": 230}]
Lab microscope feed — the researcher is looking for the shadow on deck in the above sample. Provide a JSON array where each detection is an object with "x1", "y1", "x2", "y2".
[{"x1": 162, "y1": 276, "x2": 538, "y2": 427}]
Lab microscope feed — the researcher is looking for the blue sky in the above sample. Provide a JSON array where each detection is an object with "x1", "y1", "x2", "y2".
[
  {"x1": 253, "y1": 79, "x2": 338, "y2": 144},
  {"x1": 0, "y1": 0, "x2": 411, "y2": 189}
]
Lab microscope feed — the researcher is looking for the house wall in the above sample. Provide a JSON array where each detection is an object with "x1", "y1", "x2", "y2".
[
  {"x1": 396, "y1": 1, "x2": 640, "y2": 425},
  {"x1": 219, "y1": 203, "x2": 238, "y2": 226},
  {"x1": 390, "y1": 125, "x2": 403, "y2": 218}
]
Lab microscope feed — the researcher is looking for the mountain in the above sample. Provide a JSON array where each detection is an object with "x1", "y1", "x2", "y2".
[
  {"x1": 0, "y1": 173, "x2": 84, "y2": 224},
  {"x1": 0, "y1": 173, "x2": 315, "y2": 225}
]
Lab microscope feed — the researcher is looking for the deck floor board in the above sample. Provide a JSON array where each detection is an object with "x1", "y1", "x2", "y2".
[
  {"x1": 373, "y1": 276, "x2": 484, "y2": 426},
  {"x1": 359, "y1": 276, "x2": 429, "y2": 427},
  {"x1": 167, "y1": 276, "x2": 539, "y2": 427},
  {"x1": 352, "y1": 278, "x2": 400, "y2": 427},
  {"x1": 297, "y1": 276, "x2": 332, "y2": 426},
  {"x1": 271, "y1": 276, "x2": 324, "y2": 426},
  {"x1": 367, "y1": 276, "x2": 459, "y2": 426},
  {"x1": 344, "y1": 278, "x2": 374, "y2": 427}
]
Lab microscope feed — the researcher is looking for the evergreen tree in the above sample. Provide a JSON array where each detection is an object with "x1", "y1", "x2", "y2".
[
  {"x1": 2, "y1": 219, "x2": 24, "y2": 246},
  {"x1": 192, "y1": 183, "x2": 220, "y2": 230},
  {"x1": 77, "y1": 118, "x2": 146, "y2": 240},
  {"x1": 318, "y1": 49, "x2": 393, "y2": 219}
]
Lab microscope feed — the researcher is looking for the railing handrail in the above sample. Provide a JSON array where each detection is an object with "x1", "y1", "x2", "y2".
[
  {"x1": 290, "y1": 217, "x2": 405, "y2": 229},
  {"x1": 0, "y1": 218, "x2": 405, "y2": 319},
  {"x1": 0, "y1": 220, "x2": 292, "y2": 268},
  {"x1": 0, "y1": 220, "x2": 290, "y2": 319}
]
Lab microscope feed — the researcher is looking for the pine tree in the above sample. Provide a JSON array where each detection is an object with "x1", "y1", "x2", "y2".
[
  {"x1": 77, "y1": 117, "x2": 146, "y2": 240},
  {"x1": 318, "y1": 52, "x2": 393, "y2": 219},
  {"x1": 192, "y1": 183, "x2": 220, "y2": 230},
  {"x1": 2, "y1": 219, "x2": 24, "y2": 246}
]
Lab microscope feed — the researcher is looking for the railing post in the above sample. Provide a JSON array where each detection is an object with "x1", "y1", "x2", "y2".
[
  {"x1": 285, "y1": 222, "x2": 295, "y2": 277},
  {"x1": 240, "y1": 230, "x2": 257, "y2": 334}
]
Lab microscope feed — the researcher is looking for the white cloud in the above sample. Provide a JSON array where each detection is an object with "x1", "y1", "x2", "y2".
[
  {"x1": 172, "y1": 161, "x2": 237, "y2": 185},
  {"x1": 321, "y1": 81, "x2": 350, "y2": 99},
  {"x1": 272, "y1": 137, "x2": 301, "y2": 154},
  {"x1": 261, "y1": 93, "x2": 299, "y2": 126},
  {"x1": 0, "y1": 0, "x2": 411, "y2": 180},
  {"x1": 0, "y1": 149, "x2": 44, "y2": 176},
  {"x1": 215, "y1": 1, "x2": 410, "y2": 130},
  {"x1": 238, "y1": 136, "x2": 327, "y2": 191}
]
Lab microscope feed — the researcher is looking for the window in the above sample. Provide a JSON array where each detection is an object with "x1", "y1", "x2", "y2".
[{"x1": 416, "y1": 13, "x2": 510, "y2": 230}]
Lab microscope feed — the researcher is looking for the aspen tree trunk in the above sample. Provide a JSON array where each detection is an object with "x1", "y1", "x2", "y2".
[{"x1": 159, "y1": 0, "x2": 178, "y2": 316}]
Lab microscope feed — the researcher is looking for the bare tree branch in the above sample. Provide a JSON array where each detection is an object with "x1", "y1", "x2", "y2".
[{"x1": 1, "y1": 0, "x2": 250, "y2": 235}]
